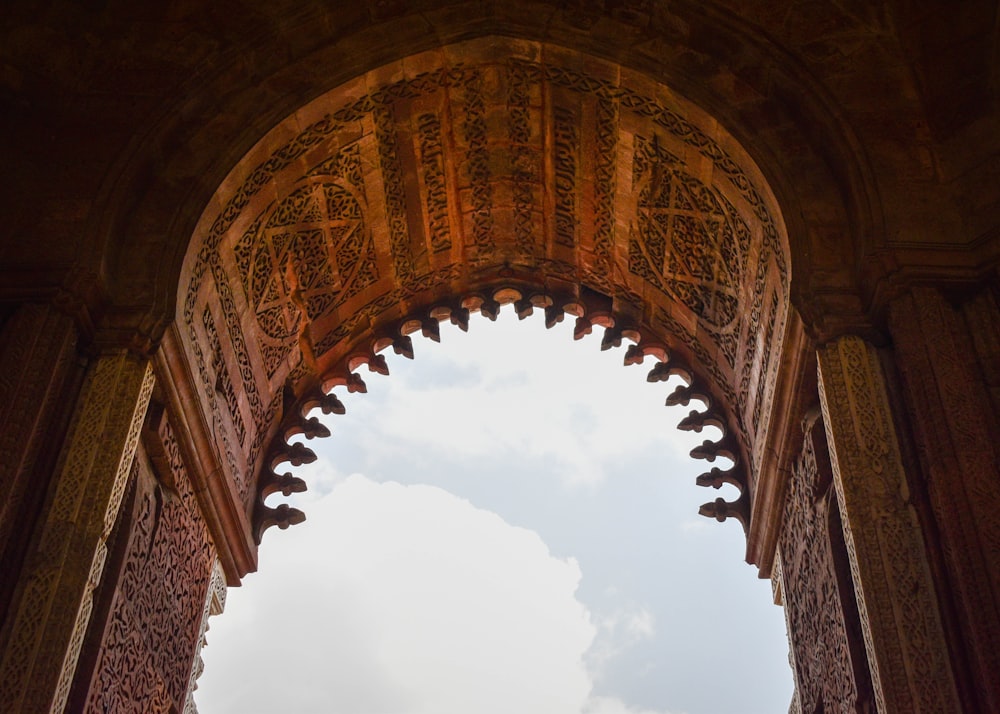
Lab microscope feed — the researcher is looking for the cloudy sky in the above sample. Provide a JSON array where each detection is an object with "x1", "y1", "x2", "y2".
[{"x1": 195, "y1": 308, "x2": 792, "y2": 714}]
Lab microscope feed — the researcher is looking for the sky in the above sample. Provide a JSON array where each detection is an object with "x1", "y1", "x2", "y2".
[{"x1": 195, "y1": 307, "x2": 793, "y2": 714}]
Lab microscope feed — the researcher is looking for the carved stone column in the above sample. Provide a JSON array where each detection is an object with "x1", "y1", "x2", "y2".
[
  {"x1": 0, "y1": 303, "x2": 80, "y2": 623},
  {"x1": 0, "y1": 351, "x2": 155, "y2": 713},
  {"x1": 888, "y1": 286, "x2": 1000, "y2": 710},
  {"x1": 816, "y1": 336, "x2": 960, "y2": 713}
]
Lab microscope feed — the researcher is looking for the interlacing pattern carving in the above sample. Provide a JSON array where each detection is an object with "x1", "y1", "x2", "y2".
[
  {"x1": 184, "y1": 558, "x2": 228, "y2": 714},
  {"x1": 460, "y1": 69, "x2": 494, "y2": 252},
  {"x1": 589, "y1": 94, "x2": 618, "y2": 289},
  {"x1": 505, "y1": 58, "x2": 539, "y2": 256},
  {"x1": 86, "y1": 419, "x2": 214, "y2": 712},
  {"x1": 630, "y1": 135, "x2": 750, "y2": 335},
  {"x1": 818, "y1": 336, "x2": 960, "y2": 713},
  {"x1": 779, "y1": 419, "x2": 865, "y2": 713},
  {"x1": 233, "y1": 143, "x2": 375, "y2": 349},
  {"x1": 245, "y1": 182, "x2": 367, "y2": 333},
  {"x1": 202, "y1": 306, "x2": 246, "y2": 445}
]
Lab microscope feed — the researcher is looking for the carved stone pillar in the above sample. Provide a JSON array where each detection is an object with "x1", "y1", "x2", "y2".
[
  {"x1": 0, "y1": 303, "x2": 80, "y2": 624},
  {"x1": 888, "y1": 286, "x2": 1000, "y2": 709},
  {"x1": 0, "y1": 351, "x2": 155, "y2": 713},
  {"x1": 816, "y1": 335, "x2": 960, "y2": 713}
]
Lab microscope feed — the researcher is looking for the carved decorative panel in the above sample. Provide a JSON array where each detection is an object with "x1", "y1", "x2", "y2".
[
  {"x1": 202, "y1": 307, "x2": 246, "y2": 446},
  {"x1": 183, "y1": 558, "x2": 228, "y2": 714},
  {"x1": 553, "y1": 105, "x2": 580, "y2": 248},
  {"x1": 630, "y1": 135, "x2": 751, "y2": 340},
  {"x1": 779, "y1": 414, "x2": 872, "y2": 713},
  {"x1": 505, "y1": 58, "x2": 541, "y2": 256},
  {"x1": 416, "y1": 113, "x2": 452, "y2": 254},
  {"x1": 85, "y1": 418, "x2": 214, "y2": 712},
  {"x1": 459, "y1": 69, "x2": 495, "y2": 254},
  {"x1": 233, "y1": 145, "x2": 376, "y2": 350}
]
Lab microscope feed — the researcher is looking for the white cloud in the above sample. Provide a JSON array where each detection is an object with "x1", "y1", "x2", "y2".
[
  {"x1": 197, "y1": 475, "x2": 596, "y2": 714},
  {"x1": 339, "y1": 310, "x2": 701, "y2": 489},
  {"x1": 198, "y1": 308, "x2": 794, "y2": 714},
  {"x1": 585, "y1": 605, "x2": 657, "y2": 683},
  {"x1": 583, "y1": 695, "x2": 687, "y2": 714}
]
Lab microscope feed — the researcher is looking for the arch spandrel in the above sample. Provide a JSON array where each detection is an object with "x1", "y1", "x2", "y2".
[{"x1": 178, "y1": 38, "x2": 790, "y2": 542}]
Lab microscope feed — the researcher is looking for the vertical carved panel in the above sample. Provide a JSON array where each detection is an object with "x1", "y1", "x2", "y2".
[
  {"x1": 416, "y1": 113, "x2": 452, "y2": 254},
  {"x1": 590, "y1": 93, "x2": 618, "y2": 284},
  {"x1": 553, "y1": 105, "x2": 579, "y2": 248},
  {"x1": 779, "y1": 413, "x2": 872, "y2": 713},
  {"x1": 207, "y1": 257, "x2": 266, "y2": 452},
  {"x1": 85, "y1": 417, "x2": 214, "y2": 713},
  {"x1": 888, "y1": 287, "x2": 1000, "y2": 709},
  {"x1": 375, "y1": 102, "x2": 419, "y2": 286},
  {"x1": 0, "y1": 353, "x2": 154, "y2": 714},
  {"x1": 460, "y1": 69, "x2": 494, "y2": 252},
  {"x1": 202, "y1": 307, "x2": 246, "y2": 446},
  {"x1": 506, "y1": 58, "x2": 541, "y2": 256},
  {"x1": 817, "y1": 336, "x2": 960, "y2": 713}
]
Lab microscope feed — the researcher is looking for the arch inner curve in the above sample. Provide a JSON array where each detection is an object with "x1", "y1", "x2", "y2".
[{"x1": 178, "y1": 37, "x2": 791, "y2": 550}]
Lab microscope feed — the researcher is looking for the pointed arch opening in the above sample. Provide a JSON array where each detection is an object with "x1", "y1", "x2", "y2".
[
  {"x1": 195, "y1": 307, "x2": 793, "y2": 713},
  {"x1": 152, "y1": 32, "x2": 797, "y2": 712},
  {"x1": 173, "y1": 38, "x2": 792, "y2": 578}
]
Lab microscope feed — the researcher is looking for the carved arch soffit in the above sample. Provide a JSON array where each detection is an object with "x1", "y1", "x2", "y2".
[{"x1": 176, "y1": 38, "x2": 792, "y2": 545}]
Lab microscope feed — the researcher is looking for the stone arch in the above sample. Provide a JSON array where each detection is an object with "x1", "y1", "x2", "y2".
[
  {"x1": 3, "y1": 5, "x2": 998, "y2": 713},
  {"x1": 174, "y1": 37, "x2": 791, "y2": 572},
  {"x1": 87, "y1": 2, "x2": 877, "y2": 352}
]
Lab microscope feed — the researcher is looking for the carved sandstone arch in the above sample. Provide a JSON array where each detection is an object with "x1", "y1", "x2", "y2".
[
  {"x1": 4, "y1": 6, "x2": 999, "y2": 713},
  {"x1": 90, "y1": 1, "x2": 876, "y2": 356},
  {"x1": 173, "y1": 38, "x2": 791, "y2": 578}
]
